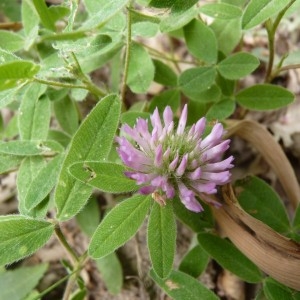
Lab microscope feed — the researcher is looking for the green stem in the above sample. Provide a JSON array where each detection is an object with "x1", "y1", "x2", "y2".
[
  {"x1": 62, "y1": 252, "x2": 89, "y2": 300},
  {"x1": 279, "y1": 63, "x2": 300, "y2": 72},
  {"x1": 33, "y1": 77, "x2": 87, "y2": 90},
  {"x1": 121, "y1": 2, "x2": 133, "y2": 103},
  {"x1": 265, "y1": 0, "x2": 296, "y2": 82},
  {"x1": 31, "y1": 270, "x2": 76, "y2": 300},
  {"x1": 54, "y1": 225, "x2": 79, "y2": 264},
  {"x1": 70, "y1": 52, "x2": 107, "y2": 98}
]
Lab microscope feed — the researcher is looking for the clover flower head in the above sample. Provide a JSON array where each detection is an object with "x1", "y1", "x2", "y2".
[{"x1": 116, "y1": 105, "x2": 234, "y2": 212}]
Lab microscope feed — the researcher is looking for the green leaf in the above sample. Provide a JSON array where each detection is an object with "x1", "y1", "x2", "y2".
[
  {"x1": 76, "y1": 197, "x2": 100, "y2": 237},
  {"x1": 263, "y1": 277, "x2": 300, "y2": 300},
  {"x1": 236, "y1": 176, "x2": 290, "y2": 233},
  {"x1": 191, "y1": 85, "x2": 221, "y2": 103},
  {"x1": 0, "y1": 30, "x2": 23, "y2": 52},
  {"x1": 206, "y1": 98, "x2": 236, "y2": 121},
  {"x1": 25, "y1": 154, "x2": 64, "y2": 210},
  {"x1": 82, "y1": 0, "x2": 128, "y2": 29},
  {"x1": 53, "y1": 96, "x2": 79, "y2": 135},
  {"x1": 0, "y1": 85, "x2": 27, "y2": 109},
  {"x1": 148, "y1": 202, "x2": 176, "y2": 279},
  {"x1": 242, "y1": 0, "x2": 290, "y2": 29},
  {"x1": 149, "y1": 89, "x2": 180, "y2": 114},
  {"x1": 198, "y1": 232, "x2": 263, "y2": 283},
  {"x1": 184, "y1": 19, "x2": 218, "y2": 64},
  {"x1": 32, "y1": 0, "x2": 56, "y2": 31},
  {"x1": 69, "y1": 161, "x2": 138, "y2": 193},
  {"x1": 150, "y1": 269, "x2": 218, "y2": 300},
  {"x1": 96, "y1": 253, "x2": 123, "y2": 295},
  {"x1": 0, "y1": 61, "x2": 40, "y2": 91},
  {"x1": 153, "y1": 59, "x2": 178, "y2": 87},
  {"x1": 179, "y1": 244, "x2": 210, "y2": 278},
  {"x1": 173, "y1": 197, "x2": 214, "y2": 232},
  {"x1": 160, "y1": 6, "x2": 198, "y2": 33},
  {"x1": 236, "y1": 84, "x2": 294, "y2": 110},
  {"x1": 17, "y1": 156, "x2": 47, "y2": 217},
  {"x1": 210, "y1": 18, "x2": 242, "y2": 55},
  {"x1": 217, "y1": 52, "x2": 260, "y2": 80},
  {"x1": 179, "y1": 67, "x2": 216, "y2": 100},
  {"x1": 55, "y1": 94, "x2": 121, "y2": 221},
  {"x1": 0, "y1": 264, "x2": 48, "y2": 300},
  {"x1": 149, "y1": 0, "x2": 198, "y2": 12},
  {"x1": 0, "y1": 154, "x2": 23, "y2": 174},
  {"x1": 126, "y1": 43, "x2": 155, "y2": 93},
  {"x1": 199, "y1": 3, "x2": 242, "y2": 19},
  {"x1": 22, "y1": 0, "x2": 39, "y2": 36},
  {"x1": 18, "y1": 83, "x2": 50, "y2": 140},
  {"x1": 132, "y1": 21, "x2": 159, "y2": 38},
  {"x1": 89, "y1": 195, "x2": 151, "y2": 258},
  {"x1": 293, "y1": 204, "x2": 300, "y2": 231},
  {"x1": 0, "y1": 140, "x2": 63, "y2": 156},
  {"x1": 0, "y1": 216, "x2": 54, "y2": 265}
]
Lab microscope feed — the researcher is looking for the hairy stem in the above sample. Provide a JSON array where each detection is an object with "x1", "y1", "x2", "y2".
[
  {"x1": 121, "y1": 2, "x2": 133, "y2": 103},
  {"x1": 265, "y1": 0, "x2": 296, "y2": 82}
]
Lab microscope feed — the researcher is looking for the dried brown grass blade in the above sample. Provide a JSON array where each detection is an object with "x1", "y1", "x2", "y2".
[
  {"x1": 226, "y1": 119, "x2": 300, "y2": 209},
  {"x1": 212, "y1": 184, "x2": 300, "y2": 291}
]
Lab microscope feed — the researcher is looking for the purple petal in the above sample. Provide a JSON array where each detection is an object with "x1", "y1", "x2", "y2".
[
  {"x1": 194, "y1": 118, "x2": 206, "y2": 139},
  {"x1": 151, "y1": 108, "x2": 163, "y2": 135},
  {"x1": 163, "y1": 106, "x2": 173, "y2": 128},
  {"x1": 177, "y1": 104, "x2": 187, "y2": 135},
  {"x1": 204, "y1": 156, "x2": 234, "y2": 172},
  {"x1": 169, "y1": 153, "x2": 179, "y2": 171},
  {"x1": 201, "y1": 171, "x2": 231, "y2": 184},
  {"x1": 176, "y1": 154, "x2": 188, "y2": 176},
  {"x1": 136, "y1": 118, "x2": 151, "y2": 140},
  {"x1": 178, "y1": 182, "x2": 203, "y2": 212},
  {"x1": 154, "y1": 144, "x2": 163, "y2": 167},
  {"x1": 139, "y1": 185, "x2": 156, "y2": 194},
  {"x1": 122, "y1": 124, "x2": 150, "y2": 152},
  {"x1": 186, "y1": 167, "x2": 202, "y2": 180},
  {"x1": 201, "y1": 140, "x2": 230, "y2": 162},
  {"x1": 201, "y1": 123, "x2": 224, "y2": 148},
  {"x1": 190, "y1": 181, "x2": 217, "y2": 194},
  {"x1": 124, "y1": 171, "x2": 155, "y2": 185}
]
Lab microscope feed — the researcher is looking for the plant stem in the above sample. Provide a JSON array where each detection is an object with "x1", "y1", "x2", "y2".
[
  {"x1": 70, "y1": 52, "x2": 107, "y2": 98},
  {"x1": 62, "y1": 252, "x2": 89, "y2": 300},
  {"x1": 279, "y1": 63, "x2": 300, "y2": 72},
  {"x1": 54, "y1": 225, "x2": 79, "y2": 264},
  {"x1": 121, "y1": 2, "x2": 133, "y2": 103},
  {"x1": 33, "y1": 77, "x2": 87, "y2": 90},
  {"x1": 265, "y1": 0, "x2": 296, "y2": 82}
]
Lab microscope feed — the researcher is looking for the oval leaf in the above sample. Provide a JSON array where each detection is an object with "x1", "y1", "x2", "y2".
[
  {"x1": 184, "y1": 19, "x2": 218, "y2": 64},
  {"x1": 179, "y1": 245, "x2": 210, "y2": 278},
  {"x1": 217, "y1": 52, "x2": 260, "y2": 80},
  {"x1": 242, "y1": 0, "x2": 290, "y2": 29},
  {"x1": 148, "y1": 202, "x2": 176, "y2": 279},
  {"x1": 55, "y1": 94, "x2": 121, "y2": 221},
  {"x1": 236, "y1": 176, "x2": 290, "y2": 234},
  {"x1": 179, "y1": 67, "x2": 216, "y2": 100},
  {"x1": 0, "y1": 264, "x2": 48, "y2": 300},
  {"x1": 236, "y1": 84, "x2": 294, "y2": 110},
  {"x1": 198, "y1": 232, "x2": 263, "y2": 283},
  {"x1": 89, "y1": 195, "x2": 151, "y2": 259},
  {"x1": 0, "y1": 215, "x2": 54, "y2": 265},
  {"x1": 0, "y1": 140, "x2": 63, "y2": 156},
  {"x1": 25, "y1": 154, "x2": 64, "y2": 210},
  {"x1": 126, "y1": 42, "x2": 155, "y2": 93},
  {"x1": 0, "y1": 61, "x2": 40, "y2": 91},
  {"x1": 153, "y1": 59, "x2": 178, "y2": 87},
  {"x1": 68, "y1": 161, "x2": 138, "y2": 193},
  {"x1": 150, "y1": 269, "x2": 218, "y2": 300},
  {"x1": 199, "y1": 3, "x2": 242, "y2": 20}
]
